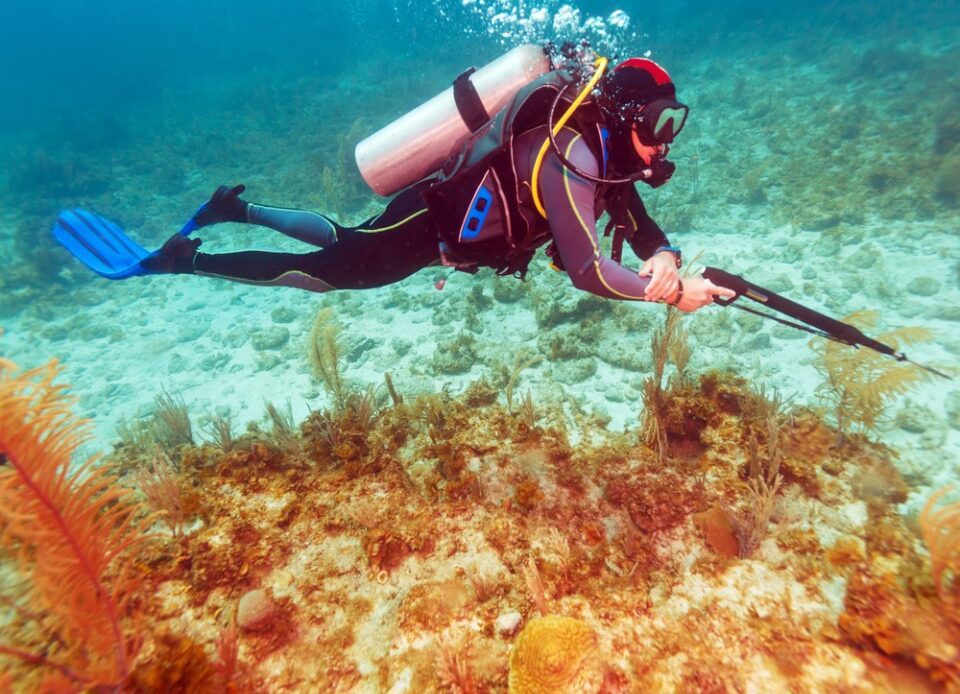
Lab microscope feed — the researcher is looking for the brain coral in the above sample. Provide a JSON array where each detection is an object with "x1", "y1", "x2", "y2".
[{"x1": 508, "y1": 615, "x2": 603, "y2": 694}]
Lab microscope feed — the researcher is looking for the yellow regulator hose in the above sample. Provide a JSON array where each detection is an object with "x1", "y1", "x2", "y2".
[{"x1": 530, "y1": 56, "x2": 608, "y2": 218}]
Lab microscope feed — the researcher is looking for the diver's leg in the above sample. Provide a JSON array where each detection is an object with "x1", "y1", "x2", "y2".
[
  {"x1": 195, "y1": 185, "x2": 249, "y2": 226},
  {"x1": 184, "y1": 188, "x2": 439, "y2": 291},
  {"x1": 244, "y1": 178, "x2": 435, "y2": 248},
  {"x1": 190, "y1": 219, "x2": 438, "y2": 291},
  {"x1": 246, "y1": 204, "x2": 340, "y2": 248},
  {"x1": 195, "y1": 183, "x2": 342, "y2": 247},
  {"x1": 169, "y1": 181, "x2": 438, "y2": 291}
]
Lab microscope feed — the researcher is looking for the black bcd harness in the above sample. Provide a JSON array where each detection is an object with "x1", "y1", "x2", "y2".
[{"x1": 421, "y1": 69, "x2": 638, "y2": 279}]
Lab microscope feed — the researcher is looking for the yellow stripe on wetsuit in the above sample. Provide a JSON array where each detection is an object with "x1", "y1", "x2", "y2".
[
  {"x1": 194, "y1": 269, "x2": 335, "y2": 292},
  {"x1": 561, "y1": 134, "x2": 645, "y2": 301},
  {"x1": 355, "y1": 209, "x2": 428, "y2": 233}
]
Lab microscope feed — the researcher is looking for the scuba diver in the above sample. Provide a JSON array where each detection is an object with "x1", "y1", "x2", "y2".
[
  {"x1": 59, "y1": 50, "x2": 735, "y2": 312},
  {"x1": 56, "y1": 47, "x2": 948, "y2": 379}
]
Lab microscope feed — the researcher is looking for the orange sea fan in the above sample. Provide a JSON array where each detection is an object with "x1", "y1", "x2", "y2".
[
  {"x1": 920, "y1": 486, "x2": 960, "y2": 613},
  {"x1": 0, "y1": 359, "x2": 151, "y2": 688}
]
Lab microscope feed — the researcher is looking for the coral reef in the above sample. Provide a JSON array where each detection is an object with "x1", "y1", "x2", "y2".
[
  {"x1": 3, "y1": 147, "x2": 112, "y2": 199},
  {"x1": 1, "y1": 3, "x2": 958, "y2": 692},
  {"x1": 937, "y1": 146, "x2": 960, "y2": 205},
  {"x1": 4, "y1": 349, "x2": 956, "y2": 691}
]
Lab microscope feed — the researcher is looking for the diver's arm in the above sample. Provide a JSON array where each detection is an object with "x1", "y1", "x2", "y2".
[
  {"x1": 616, "y1": 187, "x2": 680, "y2": 301},
  {"x1": 540, "y1": 132, "x2": 652, "y2": 301}
]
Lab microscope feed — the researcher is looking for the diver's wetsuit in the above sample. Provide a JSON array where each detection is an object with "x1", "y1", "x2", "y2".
[
  {"x1": 192, "y1": 179, "x2": 439, "y2": 292},
  {"x1": 186, "y1": 125, "x2": 671, "y2": 300},
  {"x1": 519, "y1": 126, "x2": 670, "y2": 300}
]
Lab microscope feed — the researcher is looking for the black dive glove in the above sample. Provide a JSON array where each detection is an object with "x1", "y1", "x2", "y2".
[
  {"x1": 640, "y1": 158, "x2": 676, "y2": 189},
  {"x1": 141, "y1": 235, "x2": 202, "y2": 274},
  {"x1": 195, "y1": 184, "x2": 249, "y2": 226}
]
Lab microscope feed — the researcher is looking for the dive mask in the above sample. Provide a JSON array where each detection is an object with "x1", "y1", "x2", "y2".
[{"x1": 633, "y1": 98, "x2": 689, "y2": 146}]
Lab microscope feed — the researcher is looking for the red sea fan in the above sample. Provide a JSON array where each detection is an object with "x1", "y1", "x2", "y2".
[{"x1": 0, "y1": 359, "x2": 151, "y2": 689}]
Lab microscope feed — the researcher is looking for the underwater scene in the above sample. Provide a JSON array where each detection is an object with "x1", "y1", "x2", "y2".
[{"x1": 1, "y1": 0, "x2": 960, "y2": 691}]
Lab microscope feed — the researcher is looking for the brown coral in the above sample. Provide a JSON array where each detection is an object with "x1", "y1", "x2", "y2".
[
  {"x1": 693, "y1": 504, "x2": 740, "y2": 558},
  {"x1": 840, "y1": 566, "x2": 960, "y2": 687},
  {"x1": 129, "y1": 632, "x2": 222, "y2": 694},
  {"x1": 508, "y1": 615, "x2": 603, "y2": 694}
]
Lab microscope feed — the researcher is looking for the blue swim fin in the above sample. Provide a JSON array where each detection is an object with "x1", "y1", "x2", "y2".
[{"x1": 53, "y1": 205, "x2": 206, "y2": 279}]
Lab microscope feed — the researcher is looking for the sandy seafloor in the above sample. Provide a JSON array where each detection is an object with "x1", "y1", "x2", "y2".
[
  {"x1": 5, "y1": 210, "x2": 958, "y2": 505},
  {"x1": 1, "y1": 0, "x2": 960, "y2": 690}
]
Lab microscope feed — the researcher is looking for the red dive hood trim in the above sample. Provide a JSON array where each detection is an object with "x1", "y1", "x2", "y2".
[{"x1": 615, "y1": 57, "x2": 673, "y2": 85}]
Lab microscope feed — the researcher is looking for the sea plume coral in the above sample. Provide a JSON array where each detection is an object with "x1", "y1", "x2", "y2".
[
  {"x1": 308, "y1": 307, "x2": 348, "y2": 410},
  {"x1": 136, "y1": 449, "x2": 185, "y2": 537},
  {"x1": 920, "y1": 486, "x2": 960, "y2": 612},
  {"x1": 0, "y1": 359, "x2": 151, "y2": 688},
  {"x1": 435, "y1": 641, "x2": 478, "y2": 694},
  {"x1": 811, "y1": 310, "x2": 933, "y2": 441},
  {"x1": 640, "y1": 307, "x2": 686, "y2": 463},
  {"x1": 508, "y1": 615, "x2": 603, "y2": 694}
]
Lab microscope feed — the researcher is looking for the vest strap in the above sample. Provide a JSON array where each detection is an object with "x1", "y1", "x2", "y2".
[
  {"x1": 612, "y1": 226, "x2": 626, "y2": 264},
  {"x1": 453, "y1": 68, "x2": 490, "y2": 133},
  {"x1": 603, "y1": 185, "x2": 632, "y2": 264}
]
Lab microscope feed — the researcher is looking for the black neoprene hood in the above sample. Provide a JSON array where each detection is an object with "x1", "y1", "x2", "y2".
[{"x1": 597, "y1": 59, "x2": 678, "y2": 123}]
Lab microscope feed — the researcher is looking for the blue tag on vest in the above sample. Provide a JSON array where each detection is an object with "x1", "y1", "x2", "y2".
[{"x1": 460, "y1": 185, "x2": 494, "y2": 241}]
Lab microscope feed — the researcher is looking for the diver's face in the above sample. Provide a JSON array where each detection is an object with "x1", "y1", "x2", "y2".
[{"x1": 630, "y1": 124, "x2": 667, "y2": 165}]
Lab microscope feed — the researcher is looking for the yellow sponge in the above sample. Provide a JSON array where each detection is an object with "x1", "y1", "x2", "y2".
[{"x1": 508, "y1": 615, "x2": 603, "y2": 694}]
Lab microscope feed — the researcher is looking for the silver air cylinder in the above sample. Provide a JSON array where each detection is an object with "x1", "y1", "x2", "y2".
[{"x1": 355, "y1": 44, "x2": 551, "y2": 197}]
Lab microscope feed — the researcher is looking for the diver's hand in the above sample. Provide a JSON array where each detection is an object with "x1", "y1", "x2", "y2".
[
  {"x1": 640, "y1": 251, "x2": 681, "y2": 302},
  {"x1": 670, "y1": 276, "x2": 736, "y2": 313}
]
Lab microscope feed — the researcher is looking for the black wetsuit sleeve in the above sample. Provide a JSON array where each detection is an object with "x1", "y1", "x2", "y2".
[{"x1": 620, "y1": 185, "x2": 671, "y2": 261}]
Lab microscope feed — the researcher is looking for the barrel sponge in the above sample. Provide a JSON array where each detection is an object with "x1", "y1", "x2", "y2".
[{"x1": 508, "y1": 615, "x2": 604, "y2": 694}]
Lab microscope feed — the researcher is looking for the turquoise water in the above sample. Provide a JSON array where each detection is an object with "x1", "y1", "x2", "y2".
[
  {"x1": 1, "y1": 1, "x2": 959, "y2": 691},
  {"x1": 1, "y1": 0, "x2": 956, "y2": 435}
]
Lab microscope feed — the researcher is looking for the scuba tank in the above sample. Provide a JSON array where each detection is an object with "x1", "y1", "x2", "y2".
[{"x1": 355, "y1": 44, "x2": 552, "y2": 197}]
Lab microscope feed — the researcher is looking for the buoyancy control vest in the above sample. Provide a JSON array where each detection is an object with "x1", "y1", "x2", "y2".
[{"x1": 420, "y1": 70, "x2": 637, "y2": 279}]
